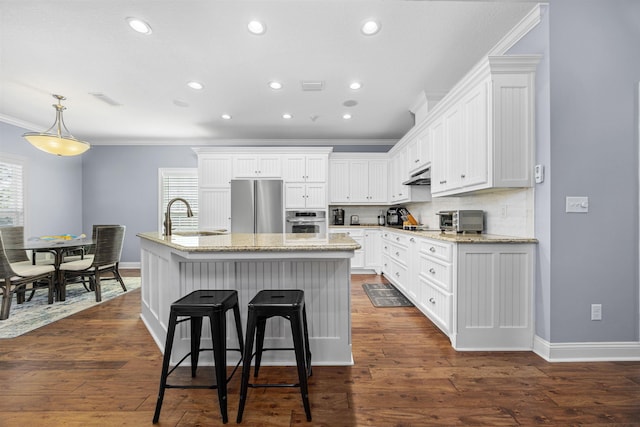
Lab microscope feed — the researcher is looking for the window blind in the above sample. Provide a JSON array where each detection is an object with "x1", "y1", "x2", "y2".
[
  {"x1": 159, "y1": 169, "x2": 198, "y2": 231},
  {"x1": 0, "y1": 157, "x2": 24, "y2": 227}
]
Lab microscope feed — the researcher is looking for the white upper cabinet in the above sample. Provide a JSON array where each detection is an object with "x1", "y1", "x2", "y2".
[
  {"x1": 232, "y1": 154, "x2": 282, "y2": 178},
  {"x1": 329, "y1": 154, "x2": 388, "y2": 204},
  {"x1": 282, "y1": 154, "x2": 327, "y2": 183},
  {"x1": 428, "y1": 55, "x2": 540, "y2": 197},
  {"x1": 199, "y1": 154, "x2": 233, "y2": 187},
  {"x1": 407, "y1": 127, "x2": 431, "y2": 175}
]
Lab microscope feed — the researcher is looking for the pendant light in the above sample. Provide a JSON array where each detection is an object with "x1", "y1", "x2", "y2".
[{"x1": 23, "y1": 94, "x2": 90, "y2": 156}]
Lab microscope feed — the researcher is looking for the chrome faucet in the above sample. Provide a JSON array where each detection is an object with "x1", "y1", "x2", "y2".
[{"x1": 164, "y1": 197, "x2": 194, "y2": 236}]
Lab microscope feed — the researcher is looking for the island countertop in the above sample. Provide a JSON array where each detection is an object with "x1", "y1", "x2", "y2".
[{"x1": 137, "y1": 231, "x2": 361, "y2": 252}]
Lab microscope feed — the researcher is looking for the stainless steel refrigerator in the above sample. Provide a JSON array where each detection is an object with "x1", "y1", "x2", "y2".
[{"x1": 230, "y1": 179, "x2": 284, "y2": 233}]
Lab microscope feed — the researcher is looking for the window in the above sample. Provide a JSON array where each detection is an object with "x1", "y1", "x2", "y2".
[
  {"x1": 159, "y1": 168, "x2": 198, "y2": 232},
  {"x1": 0, "y1": 154, "x2": 26, "y2": 227}
]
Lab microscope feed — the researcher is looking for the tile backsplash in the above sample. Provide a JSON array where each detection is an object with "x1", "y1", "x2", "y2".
[{"x1": 330, "y1": 188, "x2": 534, "y2": 237}]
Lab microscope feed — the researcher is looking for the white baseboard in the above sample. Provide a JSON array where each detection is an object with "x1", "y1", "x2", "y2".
[
  {"x1": 119, "y1": 262, "x2": 140, "y2": 270},
  {"x1": 533, "y1": 335, "x2": 640, "y2": 362}
]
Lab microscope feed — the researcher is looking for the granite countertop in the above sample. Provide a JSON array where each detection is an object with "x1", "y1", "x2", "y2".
[
  {"x1": 137, "y1": 231, "x2": 361, "y2": 252},
  {"x1": 329, "y1": 225, "x2": 537, "y2": 244}
]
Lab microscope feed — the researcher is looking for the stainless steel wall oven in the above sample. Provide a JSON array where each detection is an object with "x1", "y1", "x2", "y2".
[{"x1": 286, "y1": 210, "x2": 327, "y2": 234}]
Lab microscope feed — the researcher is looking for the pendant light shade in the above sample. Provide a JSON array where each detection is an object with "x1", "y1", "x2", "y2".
[{"x1": 23, "y1": 94, "x2": 90, "y2": 156}]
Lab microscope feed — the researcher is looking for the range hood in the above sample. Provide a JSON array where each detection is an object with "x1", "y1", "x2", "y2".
[{"x1": 402, "y1": 167, "x2": 431, "y2": 185}]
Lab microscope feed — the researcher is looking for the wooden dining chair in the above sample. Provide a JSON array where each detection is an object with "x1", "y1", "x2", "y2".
[
  {"x1": 0, "y1": 232, "x2": 55, "y2": 320},
  {"x1": 59, "y1": 225, "x2": 127, "y2": 302}
]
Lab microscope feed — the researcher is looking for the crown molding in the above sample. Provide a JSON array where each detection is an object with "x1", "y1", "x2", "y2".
[{"x1": 488, "y1": 3, "x2": 547, "y2": 56}]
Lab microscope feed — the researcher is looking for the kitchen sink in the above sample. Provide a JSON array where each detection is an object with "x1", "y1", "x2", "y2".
[{"x1": 172, "y1": 230, "x2": 226, "y2": 237}]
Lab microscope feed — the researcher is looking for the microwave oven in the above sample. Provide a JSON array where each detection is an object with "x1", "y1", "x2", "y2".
[{"x1": 436, "y1": 210, "x2": 484, "y2": 233}]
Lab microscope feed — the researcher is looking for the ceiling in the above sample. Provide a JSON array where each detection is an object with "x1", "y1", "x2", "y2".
[{"x1": 0, "y1": 0, "x2": 540, "y2": 146}]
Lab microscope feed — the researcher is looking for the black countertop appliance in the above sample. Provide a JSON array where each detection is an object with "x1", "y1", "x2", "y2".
[
  {"x1": 386, "y1": 207, "x2": 404, "y2": 227},
  {"x1": 332, "y1": 208, "x2": 345, "y2": 225}
]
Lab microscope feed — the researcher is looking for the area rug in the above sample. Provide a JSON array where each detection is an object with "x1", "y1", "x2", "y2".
[
  {"x1": 0, "y1": 277, "x2": 141, "y2": 338},
  {"x1": 362, "y1": 283, "x2": 413, "y2": 307}
]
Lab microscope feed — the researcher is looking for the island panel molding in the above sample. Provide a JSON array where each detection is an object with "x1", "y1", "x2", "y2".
[{"x1": 138, "y1": 232, "x2": 357, "y2": 366}]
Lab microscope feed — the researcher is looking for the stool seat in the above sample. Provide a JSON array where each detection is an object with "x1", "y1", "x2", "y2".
[
  {"x1": 153, "y1": 290, "x2": 244, "y2": 425},
  {"x1": 237, "y1": 289, "x2": 312, "y2": 422}
]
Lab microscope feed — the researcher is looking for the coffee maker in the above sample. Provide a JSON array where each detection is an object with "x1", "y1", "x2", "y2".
[
  {"x1": 386, "y1": 207, "x2": 404, "y2": 227},
  {"x1": 332, "y1": 208, "x2": 345, "y2": 225}
]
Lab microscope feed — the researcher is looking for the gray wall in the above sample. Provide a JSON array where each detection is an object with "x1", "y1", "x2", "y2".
[
  {"x1": 81, "y1": 145, "x2": 198, "y2": 262},
  {"x1": 0, "y1": 121, "x2": 83, "y2": 237},
  {"x1": 547, "y1": 0, "x2": 639, "y2": 342}
]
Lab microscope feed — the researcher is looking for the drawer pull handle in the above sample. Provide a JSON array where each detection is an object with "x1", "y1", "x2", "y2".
[
  {"x1": 395, "y1": 252, "x2": 400, "y2": 257},
  {"x1": 410, "y1": 238, "x2": 415, "y2": 242},
  {"x1": 429, "y1": 247, "x2": 436, "y2": 252},
  {"x1": 429, "y1": 298, "x2": 436, "y2": 304},
  {"x1": 395, "y1": 272, "x2": 400, "y2": 277},
  {"x1": 429, "y1": 268, "x2": 436, "y2": 274}
]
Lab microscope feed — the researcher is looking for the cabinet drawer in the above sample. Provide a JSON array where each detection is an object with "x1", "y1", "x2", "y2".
[
  {"x1": 381, "y1": 254, "x2": 392, "y2": 275},
  {"x1": 420, "y1": 239, "x2": 452, "y2": 262},
  {"x1": 343, "y1": 228, "x2": 364, "y2": 238},
  {"x1": 419, "y1": 277, "x2": 452, "y2": 335},
  {"x1": 418, "y1": 254, "x2": 452, "y2": 292},
  {"x1": 389, "y1": 258, "x2": 408, "y2": 289},
  {"x1": 389, "y1": 242, "x2": 408, "y2": 266},
  {"x1": 389, "y1": 232, "x2": 409, "y2": 247}
]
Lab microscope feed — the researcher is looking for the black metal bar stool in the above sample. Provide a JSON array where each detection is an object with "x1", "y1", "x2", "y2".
[
  {"x1": 152, "y1": 289, "x2": 244, "y2": 424},
  {"x1": 237, "y1": 289, "x2": 312, "y2": 423}
]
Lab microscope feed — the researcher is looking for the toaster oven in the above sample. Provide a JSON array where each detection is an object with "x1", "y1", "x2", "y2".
[{"x1": 436, "y1": 210, "x2": 484, "y2": 233}]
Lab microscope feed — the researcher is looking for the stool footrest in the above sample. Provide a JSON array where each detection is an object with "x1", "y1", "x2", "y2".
[{"x1": 248, "y1": 383, "x2": 302, "y2": 388}]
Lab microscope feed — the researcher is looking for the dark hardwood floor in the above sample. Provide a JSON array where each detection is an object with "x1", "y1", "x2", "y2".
[{"x1": 0, "y1": 270, "x2": 638, "y2": 426}]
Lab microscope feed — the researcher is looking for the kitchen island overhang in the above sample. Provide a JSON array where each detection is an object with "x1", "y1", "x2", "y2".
[{"x1": 138, "y1": 232, "x2": 360, "y2": 366}]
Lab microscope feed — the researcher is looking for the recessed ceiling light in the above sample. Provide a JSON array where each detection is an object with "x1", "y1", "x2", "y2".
[
  {"x1": 343, "y1": 99, "x2": 358, "y2": 107},
  {"x1": 126, "y1": 17, "x2": 152, "y2": 35},
  {"x1": 187, "y1": 81, "x2": 204, "y2": 90},
  {"x1": 221, "y1": 114, "x2": 232, "y2": 120},
  {"x1": 248, "y1": 20, "x2": 266, "y2": 35},
  {"x1": 268, "y1": 81, "x2": 283, "y2": 90},
  {"x1": 282, "y1": 113, "x2": 293, "y2": 119},
  {"x1": 361, "y1": 19, "x2": 381, "y2": 36},
  {"x1": 343, "y1": 113, "x2": 352, "y2": 120},
  {"x1": 349, "y1": 82, "x2": 362, "y2": 90},
  {"x1": 173, "y1": 99, "x2": 189, "y2": 107}
]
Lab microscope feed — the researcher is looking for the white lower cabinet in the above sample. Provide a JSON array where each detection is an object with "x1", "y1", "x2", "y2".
[
  {"x1": 382, "y1": 229, "x2": 535, "y2": 351},
  {"x1": 331, "y1": 227, "x2": 381, "y2": 273}
]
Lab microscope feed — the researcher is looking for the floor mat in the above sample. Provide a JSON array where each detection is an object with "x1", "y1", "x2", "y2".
[{"x1": 362, "y1": 283, "x2": 413, "y2": 307}]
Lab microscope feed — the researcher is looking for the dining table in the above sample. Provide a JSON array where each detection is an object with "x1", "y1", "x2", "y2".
[{"x1": 6, "y1": 237, "x2": 95, "y2": 301}]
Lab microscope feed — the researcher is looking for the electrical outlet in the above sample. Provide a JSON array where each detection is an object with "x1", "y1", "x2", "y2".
[
  {"x1": 501, "y1": 205, "x2": 508, "y2": 217},
  {"x1": 591, "y1": 304, "x2": 602, "y2": 321},
  {"x1": 566, "y1": 196, "x2": 589, "y2": 213}
]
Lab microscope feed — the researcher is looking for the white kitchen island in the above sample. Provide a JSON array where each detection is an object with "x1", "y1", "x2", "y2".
[{"x1": 137, "y1": 232, "x2": 359, "y2": 366}]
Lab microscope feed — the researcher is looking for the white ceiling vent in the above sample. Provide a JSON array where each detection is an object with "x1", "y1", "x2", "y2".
[
  {"x1": 89, "y1": 92, "x2": 122, "y2": 106},
  {"x1": 300, "y1": 80, "x2": 324, "y2": 91}
]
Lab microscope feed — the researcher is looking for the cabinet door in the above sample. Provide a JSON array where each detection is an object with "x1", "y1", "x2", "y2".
[
  {"x1": 461, "y1": 82, "x2": 488, "y2": 188},
  {"x1": 233, "y1": 155, "x2": 258, "y2": 178},
  {"x1": 394, "y1": 146, "x2": 410, "y2": 202},
  {"x1": 364, "y1": 229, "x2": 381, "y2": 270},
  {"x1": 199, "y1": 155, "x2": 232, "y2": 187},
  {"x1": 445, "y1": 103, "x2": 464, "y2": 191},
  {"x1": 329, "y1": 160, "x2": 351, "y2": 203},
  {"x1": 199, "y1": 188, "x2": 230, "y2": 231},
  {"x1": 304, "y1": 183, "x2": 326, "y2": 209},
  {"x1": 282, "y1": 155, "x2": 306, "y2": 182},
  {"x1": 284, "y1": 183, "x2": 307, "y2": 209},
  {"x1": 348, "y1": 160, "x2": 369, "y2": 203},
  {"x1": 257, "y1": 156, "x2": 282, "y2": 177},
  {"x1": 305, "y1": 155, "x2": 327, "y2": 182},
  {"x1": 430, "y1": 118, "x2": 447, "y2": 194},
  {"x1": 367, "y1": 160, "x2": 388, "y2": 203}
]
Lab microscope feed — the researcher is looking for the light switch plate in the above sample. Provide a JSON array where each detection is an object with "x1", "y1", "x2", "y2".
[
  {"x1": 534, "y1": 164, "x2": 544, "y2": 183},
  {"x1": 566, "y1": 196, "x2": 589, "y2": 213}
]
